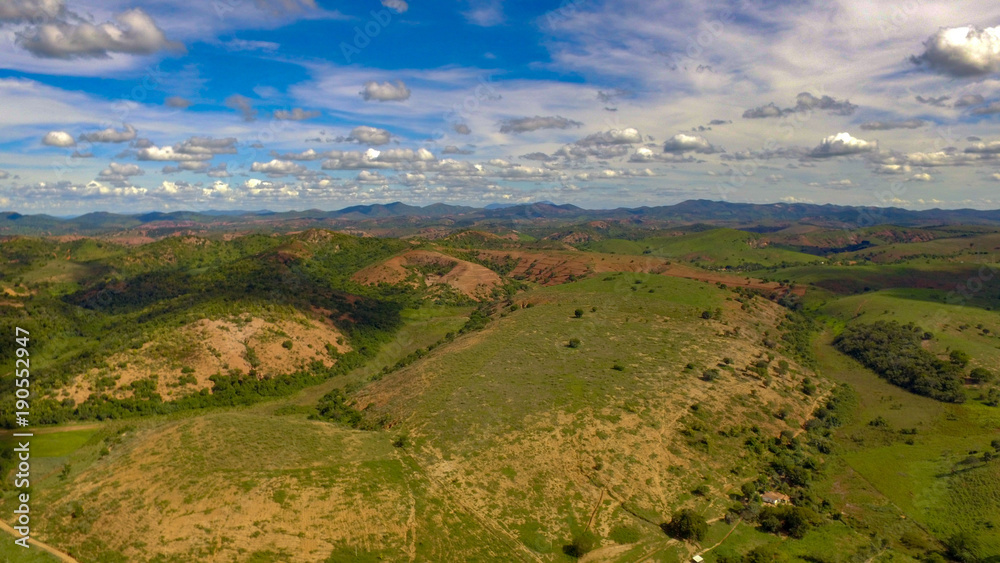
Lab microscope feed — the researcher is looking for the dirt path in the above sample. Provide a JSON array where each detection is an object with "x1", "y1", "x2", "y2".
[
  {"x1": 0, "y1": 521, "x2": 80, "y2": 563},
  {"x1": 695, "y1": 519, "x2": 742, "y2": 557}
]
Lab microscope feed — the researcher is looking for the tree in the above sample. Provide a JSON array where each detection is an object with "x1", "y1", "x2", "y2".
[
  {"x1": 662, "y1": 509, "x2": 708, "y2": 542},
  {"x1": 567, "y1": 338, "x2": 581, "y2": 349},
  {"x1": 950, "y1": 349, "x2": 971, "y2": 368},
  {"x1": 969, "y1": 367, "x2": 994, "y2": 384},
  {"x1": 574, "y1": 308, "x2": 584, "y2": 318}
]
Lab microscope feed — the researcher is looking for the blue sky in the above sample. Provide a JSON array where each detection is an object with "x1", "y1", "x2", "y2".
[{"x1": 1, "y1": 0, "x2": 1000, "y2": 213}]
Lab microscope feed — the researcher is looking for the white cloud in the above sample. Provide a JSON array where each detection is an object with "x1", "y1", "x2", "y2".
[
  {"x1": 98, "y1": 162, "x2": 143, "y2": 177},
  {"x1": 42, "y1": 130, "x2": 75, "y2": 147},
  {"x1": 272, "y1": 148, "x2": 324, "y2": 161},
  {"x1": 16, "y1": 9, "x2": 184, "y2": 59},
  {"x1": 0, "y1": 170, "x2": 10, "y2": 179},
  {"x1": 381, "y1": 0, "x2": 408, "y2": 13},
  {"x1": 137, "y1": 146, "x2": 212, "y2": 161},
  {"x1": 965, "y1": 141, "x2": 1000, "y2": 154},
  {"x1": 359, "y1": 80, "x2": 411, "y2": 102},
  {"x1": 80, "y1": 124, "x2": 136, "y2": 143},
  {"x1": 273, "y1": 108, "x2": 321, "y2": 120},
  {"x1": 992, "y1": 173, "x2": 1000, "y2": 181},
  {"x1": 349, "y1": 125, "x2": 392, "y2": 145},
  {"x1": 0, "y1": 0, "x2": 63, "y2": 22},
  {"x1": 911, "y1": 173, "x2": 933, "y2": 181},
  {"x1": 575, "y1": 128, "x2": 642, "y2": 146},
  {"x1": 912, "y1": 26, "x2": 1000, "y2": 77},
  {"x1": 357, "y1": 170, "x2": 387, "y2": 183},
  {"x1": 809, "y1": 132, "x2": 874, "y2": 158},
  {"x1": 662, "y1": 133, "x2": 716, "y2": 154},
  {"x1": 251, "y1": 159, "x2": 308, "y2": 176}
]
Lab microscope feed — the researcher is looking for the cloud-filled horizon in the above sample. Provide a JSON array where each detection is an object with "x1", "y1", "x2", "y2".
[{"x1": 1, "y1": 0, "x2": 1000, "y2": 214}]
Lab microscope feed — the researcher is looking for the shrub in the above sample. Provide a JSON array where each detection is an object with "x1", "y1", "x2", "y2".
[
  {"x1": 564, "y1": 531, "x2": 598, "y2": 558},
  {"x1": 970, "y1": 367, "x2": 994, "y2": 384},
  {"x1": 567, "y1": 338, "x2": 581, "y2": 349},
  {"x1": 281, "y1": 340, "x2": 293, "y2": 350},
  {"x1": 661, "y1": 509, "x2": 708, "y2": 541},
  {"x1": 702, "y1": 369, "x2": 720, "y2": 382},
  {"x1": 574, "y1": 308, "x2": 584, "y2": 318}
]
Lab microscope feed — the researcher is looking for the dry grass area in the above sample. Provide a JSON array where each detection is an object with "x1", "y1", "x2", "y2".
[
  {"x1": 352, "y1": 249, "x2": 502, "y2": 298},
  {"x1": 60, "y1": 312, "x2": 350, "y2": 403}
]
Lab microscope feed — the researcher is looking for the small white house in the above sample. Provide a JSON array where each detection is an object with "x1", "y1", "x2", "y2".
[{"x1": 692, "y1": 556, "x2": 705, "y2": 563}]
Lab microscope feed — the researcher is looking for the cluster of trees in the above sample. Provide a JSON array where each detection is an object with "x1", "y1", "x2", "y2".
[{"x1": 834, "y1": 321, "x2": 966, "y2": 403}]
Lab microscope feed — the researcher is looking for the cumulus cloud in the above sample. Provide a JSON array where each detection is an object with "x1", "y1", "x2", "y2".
[
  {"x1": 381, "y1": 0, "x2": 408, "y2": 13},
  {"x1": 98, "y1": 162, "x2": 143, "y2": 177},
  {"x1": 742, "y1": 103, "x2": 787, "y2": 119},
  {"x1": 0, "y1": 0, "x2": 63, "y2": 23},
  {"x1": 165, "y1": 96, "x2": 192, "y2": 109},
  {"x1": 965, "y1": 140, "x2": 1000, "y2": 154},
  {"x1": 912, "y1": 26, "x2": 1000, "y2": 77},
  {"x1": 225, "y1": 94, "x2": 257, "y2": 121},
  {"x1": 575, "y1": 128, "x2": 642, "y2": 146},
  {"x1": 443, "y1": 145, "x2": 473, "y2": 155},
  {"x1": 272, "y1": 148, "x2": 324, "y2": 161},
  {"x1": 915, "y1": 95, "x2": 950, "y2": 106},
  {"x1": 137, "y1": 146, "x2": 211, "y2": 161},
  {"x1": 453, "y1": 123, "x2": 472, "y2": 135},
  {"x1": 251, "y1": 159, "x2": 308, "y2": 177},
  {"x1": 97, "y1": 162, "x2": 144, "y2": 185},
  {"x1": 373, "y1": 148, "x2": 435, "y2": 163},
  {"x1": 359, "y1": 80, "x2": 411, "y2": 102},
  {"x1": 809, "y1": 132, "x2": 874, "y2": 157},
  {"x1": 794, "y1": 92, "x2": 857, "y2": 116},
  {"x1": 80, "y1": 124, "x2": 136, "y2": 143},
  {"x1": 520, "y1": 152, "x2": 555, "y2": 161},
  {"x1": 357, "y1": 170, "x2": 388, "y2": 184},
  {"x1": 911, "y1": 173, "x2": 933, "y2": 181},
  {"x1": 0, "y1": 170, "x2": 9, "y2": 179},
  {"x1": 744, "y1": 92, "x2": 857, "y2": 118},
  {"x1": 499, "y1": 115, "x2": 582, "y2": 134},
  {"x1": 274, "y1": 108, "x2": 321, "y2": 120},
  {"x1": 874, "y1": 164, "x2": 912, "y2": 175},
  {"x1": 992, "y1": 173, "x2": 1000, "y2": 181},
  {"x1": 970, "y1": 101, "x2": 1000, "y2": 115},
  {"x1": 954, "y1": 94, "x2": 985, "y2": 107},
  {"x1": 42, "y1": 130, "x2": 76, "y2": 147},
  {"x1": 175, "y1": 136, "x2": 238, "y2": 156},
  {"x1": 859, "y1": 119, "x2": 925, "y2": 130},
  {"x1": 349, "y1": 125, "x2": 392, "y2": 145},
  {"x1": 662, "y1": 133, "x2": 716, "y2": 154},
  {"x1": 16, "y1": 8, "x2": 184, "y2": 58}
]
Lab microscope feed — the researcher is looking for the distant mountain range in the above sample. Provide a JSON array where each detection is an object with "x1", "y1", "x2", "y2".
[{"x1": 4, "y1": 200, "x2": 1000, "y2": 236}]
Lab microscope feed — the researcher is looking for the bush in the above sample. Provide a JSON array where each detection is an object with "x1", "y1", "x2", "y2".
[
  {"x1": 281, "y1": 339, "x2": 293, "y2": 350},
  {"x1": 564, "y1": 531, "x2": 598, "y2": 558},
  {"x1": 702, "y1": 369, "x2": 720, "y2": 382},
  {"x1": 970, "y1": 367, "x2": 994, "y2": 384},
  {"x1": 662, "y1": 509, "x2": 708, "y2": 541},
  {"x1": 567, "y1": 338, "x2": 581, "y2": 349},
  {"x1": 574, "y1": 308, "x2": 584, "y2": 318}
]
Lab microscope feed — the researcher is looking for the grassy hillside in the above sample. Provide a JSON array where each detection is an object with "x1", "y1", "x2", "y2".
[{"x1": 583, "y1": 229, "x2": 819, "y2": 269}]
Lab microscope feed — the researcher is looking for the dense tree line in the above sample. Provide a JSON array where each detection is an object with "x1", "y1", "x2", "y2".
[{"x1": 834, "y1": 320, "x2": 966, "y2": 403}]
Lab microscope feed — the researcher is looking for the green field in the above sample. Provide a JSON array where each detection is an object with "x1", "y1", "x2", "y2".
[{"x1": 583, "y1": 229, "x2": 819, "y2": 268}]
